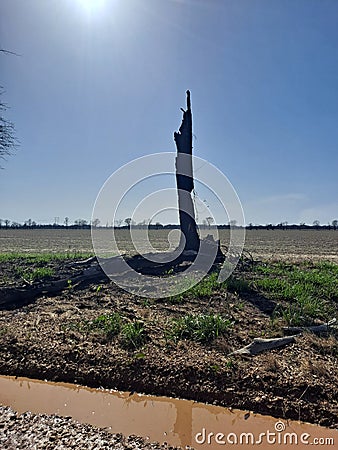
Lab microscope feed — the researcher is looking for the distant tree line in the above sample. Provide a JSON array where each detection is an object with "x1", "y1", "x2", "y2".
[
  {"x1": 246, "y1": 220, "x2": 338, "y2": 231},
  {"x1": 0, "y1": 217, "x2": 337, "y2": 231}
]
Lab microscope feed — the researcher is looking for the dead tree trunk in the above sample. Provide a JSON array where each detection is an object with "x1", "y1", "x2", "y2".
[{"x1": 174, "y1": 90, "x2": 200, "y2": 252}]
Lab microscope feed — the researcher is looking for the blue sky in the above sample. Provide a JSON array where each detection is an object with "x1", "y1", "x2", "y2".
[{"x1": 1, "y1": 0, "x2": 338, "y2": 225}]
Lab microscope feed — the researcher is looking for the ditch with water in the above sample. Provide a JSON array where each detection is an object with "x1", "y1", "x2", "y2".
[{"x1": 0, "y1": 375, "x2": 336, "y2": 449}]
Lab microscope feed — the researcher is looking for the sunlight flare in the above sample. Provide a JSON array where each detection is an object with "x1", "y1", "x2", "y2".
[{"x1": 75, "y1": 0, "x2": 107, "y2": 14}]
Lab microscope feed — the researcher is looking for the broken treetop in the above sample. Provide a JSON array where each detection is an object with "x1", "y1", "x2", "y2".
[{"x1": 174, "y1": 90, "x2": 193, "y2": 155}]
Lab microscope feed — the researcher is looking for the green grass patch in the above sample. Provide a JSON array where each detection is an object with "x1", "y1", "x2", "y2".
[
  {"x1": 166, "y1": 313, "x2": 231, "y2": 343},
  {"x1": 167, "y1": 272, "x2": 220, "y2": 303},
  {"x1": 166, "y1": 271, "x2": 251, "y2": 304},
  {"x1": 1, "y1": 252, "x2": 93, "y2": 285},
  {"x1": 167, "y1": 272, "x2": 230, "y2": 304},
  {"x1": 273, "y1": 297, "x2": 329, "y2": 327},
  {"x1": 16, "y1": 266, "x2": 55, "y2": 282},
  {"x1": 121, "y1": 320, "x2": 147, "y2": 349},
  {"x1": 87, "y1": 313, "x2": 122, "y2": 338},
  {"x1": 254, "y1": 261, "x2": 338, "y2": 326},
  {"x1": 0, "y1": 251, "x2": 93, "y2": 263},
  {"x1": 71, "y1": 314, "x2": 147, "y2": 349},
  {"x1": 225, "y1": 276, "x2": 250, "y2": 294}
]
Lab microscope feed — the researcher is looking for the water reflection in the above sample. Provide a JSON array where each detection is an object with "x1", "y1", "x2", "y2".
[{"x1": 0, "y1": 375, "x2": 336, "y2": 449}]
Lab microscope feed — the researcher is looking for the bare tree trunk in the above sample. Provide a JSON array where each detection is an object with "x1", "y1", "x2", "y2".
[{"x1": 174, "y1": 91, "x2": 200, "y2": 252}]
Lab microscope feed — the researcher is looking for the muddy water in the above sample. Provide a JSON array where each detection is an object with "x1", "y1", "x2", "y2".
[{"x1": 0, "y1": 375, "x2": 336, "y2": 449}]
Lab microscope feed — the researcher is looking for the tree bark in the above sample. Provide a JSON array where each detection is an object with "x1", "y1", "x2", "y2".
[{"x1": 174, "y1": 91, "x2": 200, "y2": 252}]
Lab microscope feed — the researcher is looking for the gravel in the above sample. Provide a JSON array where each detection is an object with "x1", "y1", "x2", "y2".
[{"x1": 0, "y1": 406, "x2": 191, "y2": 450}]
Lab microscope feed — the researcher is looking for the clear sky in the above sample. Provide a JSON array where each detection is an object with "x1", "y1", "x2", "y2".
[{"x1": 1, "y1": 0, "x2": 338, "y2": 226}]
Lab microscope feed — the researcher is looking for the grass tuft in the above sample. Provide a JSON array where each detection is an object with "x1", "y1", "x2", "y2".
[
  {"x1": 166, "y1": 313, "x2": 231, "y2": 343},
  {"x1": 88, "y1": 313, "x2": 122, "y2": 338},
  {"x1": 121, "y1": 320, "x2": 147, "y2": 349},
  {"x1": 226, "y1": 276, "x2": 250, "y2": 294},
  {"x1": 16, "y1": 266, "x2": 55, "y2": 282}
]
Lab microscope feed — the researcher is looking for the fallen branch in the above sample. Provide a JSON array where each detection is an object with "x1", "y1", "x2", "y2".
[
  {"x1": 71, "y1": 256, "x2": 97, "y2": 266},
  {"x1": 0, "y1": 249, "x2": 224, "y2": 309},
  {"x1": 283, "y1": 318, "x2": 337, "y2": 336},
  {"x1": 230, "y1": 336, "x2": 297, "y2": 356},
  {"x1": 0, "y1": 266, "x2": 107, "y2": 309}
]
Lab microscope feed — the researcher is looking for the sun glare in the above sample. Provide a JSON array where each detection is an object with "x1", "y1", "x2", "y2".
[{"x1": 76, "y1": 0, "x2": 106, "y2": 14}]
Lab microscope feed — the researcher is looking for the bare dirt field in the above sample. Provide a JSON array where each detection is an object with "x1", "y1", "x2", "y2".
[{"x1": 0, "y1": 228, "x2": 337, "y2": 261}]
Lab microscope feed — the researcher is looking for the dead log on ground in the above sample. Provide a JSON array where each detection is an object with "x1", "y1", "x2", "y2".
[
  {"x1": 0, "y1": 265, "x2": 107, "y2": 309},
  {"x1": 283, "y1": 318, "x2": 337, "y2": 336},
  {"x1": 230, "y1": 336, "x2": 297, "y2": 356}
]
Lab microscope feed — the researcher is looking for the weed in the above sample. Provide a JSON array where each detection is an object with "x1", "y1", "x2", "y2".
[
  {"x1": 168, "y1": 272, "x2": 224, "y2": 304},
  {"x1": 0, "y1": 326, "x2": 8, "y2": 336},
  {"x1": 225, "y1": 358, "x2": 234, "y2": 369},
  {"x1": 142, "y1": 299, "x2": 152, "y2": 308},
  {"x1": 188, "y1": 272, "x2": 220, "y2": 298},
  {"x1": 236, "y1": 301, "x2": 245, "y2": 310},
  {"x1": 167, "y1": 293, "x2": 185, "y2": 304},
  {"x1": 88, "y1": 313, "x2": 122, "y2": 339},
  {"x1": 272, "y1": 296, "x2": 328, "y2": 327},
  {"x1": 67, "y1": 313, "x2": 147, "y2": 348},
  {"x1": 210, "y1": 364, "x2": 220, "y2": 373},
  {"x1": 17, "y1": 267, "x2": 54, "y2": 282},
  {"x1": 121, "y1": 320, "x2": 147, "y2": 349},
  {"x1": 226, "y1": 277, "x2": 250, "y2": 294},
  {"x1": 166, "y1": 313, "x2": 231, "y2": 343}
]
